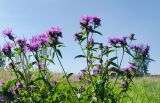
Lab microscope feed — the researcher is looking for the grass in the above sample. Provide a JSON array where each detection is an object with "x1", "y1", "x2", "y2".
[
  {"x1": 0, "y1": 69, "x2": 160, "y2": 103},
  {"x1": 123, "y1": 77, "x2": 160, "y2": 103}
]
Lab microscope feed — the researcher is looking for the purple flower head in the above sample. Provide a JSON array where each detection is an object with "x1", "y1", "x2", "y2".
[
  {"x1": 36, "y1": 62, "x2": 44, "y2": 69},
  {"x1": 51, "y1": 80, "x2": 57, "y2": 85},
  {"x1": 122, "y1": 67, "x2": 130, "y2": 73},
  {"x1": 23, "y1": 46, "x2": 29, "y2": 52},
  {"x1": 80, "y1": 15, "x2": 101, "y2": 28},
  {"x1": 16, "y1": 82, "x2": 23, "y2": 88},
  {"x1": 38, "y1": 33, "x2": 49, "y2": 45},
  {"x1": 8, "y1": 75, "x2": 15, "y2": 80},
  {"x1": 18, "y1": 38, "x2": 27, "y2": 44},
  {"x1": 98, "y1": 65, "x2": 104, "y2": 70},
  {"x1": 16, "y1": 38, "x2": 27, "y2": 48},
  {"x1": 74, "y1": 33, "x2": 83, "y2": 41},
  {"x1": 48, "y1": 27, "x2": 62, "y2": 38},
  {"x1": 81, "y1": 69, "x2": 88, "y2": 76},
  {"x1": 28, "y1": 42, "x2": 39, "y2": 52},
  {"x1": 130, "y1": 44, "x2": 140, "y2": 51},
  {"x1": 75, "y1": 75, "x2": 81, "y2": 81},
  {"x1": 108, "y1": 37, "x2": 127, "y2": 46},
  {"x1": 88, "y1": 37, "x2": 94, "y2": 44},
  {"x1": 108, "y1": 37, "x2": 119, "y2": 46},
  {"x1": 2, "y1": 43, "x2": 12, "y2": 55},
  {"x1": 8, "y1": 86, "x2": 16, "y2": 98},
  {"x1": 80, "y1": 16, "x2": 93, "y2": 25},
  {"x1": 143, "y1": 45, "x2": 150, "y2": 55},
  {"x1": 0, "y1": 96, "x2": 4, "y2": 102},
  {"x1": 2, "y1": 28, "x2": 15, "y2": 40},
  {"x1": 0, "y1": 80, "x2": 5, "y2": 86},
  {"x1": 129, "y1": 33, "x2": 135, "y2": 40},
  {"x1": 119, "y1": 37, "x2": 127, "y2": 46},
  {"x1": 93, "y1": 67, "x2": 100, "y2": 75},
  {"x1": 121, "y1": 80, "x2": 127, "y2": 88},
  {"x1": 129, "y1": 64, "x2": 137, "y2": 72},
  {"x1": 92, "y1": 16, "x2": 101, "y2": 27}
]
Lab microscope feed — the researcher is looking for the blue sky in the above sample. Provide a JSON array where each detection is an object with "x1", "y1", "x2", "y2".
[{"x1": 0, "y1": 0, "x2": 160, "y2": 74}]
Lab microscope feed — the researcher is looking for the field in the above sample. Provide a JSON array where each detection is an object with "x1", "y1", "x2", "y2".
[
  {"x1": 0, "y1": 69, "x2": 160, "y2": 103},
  {"x1": 121, "y1": 77, "x2": 160, "y2": 103}
]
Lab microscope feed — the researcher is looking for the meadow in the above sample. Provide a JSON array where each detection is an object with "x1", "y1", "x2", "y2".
[
  {"x1": 0, "y1": 16, "x2": 155, "y2": 102},
  {"x1": 1, "y1": 69, "x2": 159, "y2": 103}
]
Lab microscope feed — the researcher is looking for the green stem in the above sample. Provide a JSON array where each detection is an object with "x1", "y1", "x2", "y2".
[
  {"x1": 113, "y1": 47, "x2": 125, "y2": 88},
  {"x1": 54, "y1": 46, "x2": 79, "y2": 103}
]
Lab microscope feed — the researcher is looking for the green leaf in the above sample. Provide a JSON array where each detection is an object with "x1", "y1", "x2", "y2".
[
  {"x1": 3, "y1": 79, "x2": 17, "y2": 92},
  {"x1": 110, "y1": 57, "x2": 117, "y2": 62},
  {"x1": 97, "y1": 81, "x2": 105, "y2": 101},
  {"x1": 26, "y1": 77, "x2": 43, "y2": 86},
  {"x1": 27, "y1": 61, "x2": 36, "y2": 70},
  {"x1": 67, "y1": 73, "x2": 73, "y2": 79},
  {"x1": 110, "y1": 61, "x2": 118, "y2": 67},
  {"x1": 13, "y1": 48, "x2": 21, "y2": 55},
  {"x1": 93, "y1": 30, "x2": 103, "y2": 35},
  {"x1": 17, "y1": 70, "x2": 26, "y2": 81},
  {"x1": 74, "y1": 55, "x2": 86, "y2": 59},
  {"x1": 147, "y1": 58, "x2": 155, "y2": 62},
  {"x1": 80, "y1": 37, "x2": 87, "y2": 43},
  {"x1": 78, "y1": 31, "x2": 87, "y2": 35},
  {"x1": 57, "y1": 49, "x2": 62, "y2": 58},
  {"x1": 57, "y1": 44, "x2": 65, "y2": 47},
  {"x1": 125, "y1": 47, "x2": 135, "y2": 58}
]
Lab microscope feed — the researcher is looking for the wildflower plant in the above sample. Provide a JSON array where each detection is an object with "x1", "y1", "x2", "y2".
[
  {"x1": 74, "y1": 16, "x2": 153, "y2": 102},
  {"x1": 0, "y1": 16, "x2": 153, "y2": 102}
]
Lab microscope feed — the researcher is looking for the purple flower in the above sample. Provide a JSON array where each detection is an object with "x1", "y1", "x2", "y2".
[
  {"x1": 28, "y1": 42, "x2": 39, "y2": 52},
  {"x1": 30, "y1": 33, "x2": 49, "y2": 46},
  {"x1": 108, "y1": 37, "x2": 119, "y2": 46},
  {"x1": 0, "y1": 96, "x2": 4, "y2": 102},
  {"x1": 88, "y1": 37, "x2": 94, "y2": 44},
  {"x1": 143, "y1": 45, "x2": 150, "y2": 55},
  {"x1": 80, "y1": 16, "x2": 93, "y2": 26},
  {"x1": 118, "y1": 37, "x2": 127, "y2": 46},
  {"x1": 16, "y1": 82, "x2": 23, "y2": 88},
  {"x1": 8, "y1": 75, "x2": 15, "y2": 80},
  {"x1": 8, "y1": 86, "x2": 16, "y2": 97},
  {"x1": 130, "y1": 44, "x2": 140, "y2": 51},
  {"x1": 38, "y1": 33, "x2": 49, "y2": 45},
  {"x1": 48, "y1": 27, "x2": 62, "y2": 38},
  {"x1": 129, "y1": 33, "x2": 135, "y2": 40},
  {"x1": 130, "y1": 44, "x2": 150, "y2": 57},
  {"x1": 2, "y1": 28, "x2": 12, "y2": 37},
  {"x1": 129, "y1": 64, "x2": 137, "y2": 72},
  {"x1": 75, "y1": 75, "x2": 81, "y2": 81},
  {"x1": 2, "y1": 28, "x2": 14, "y2": 40},
  {"x1": 121, "y1": 80, "x2": 127, "y2": 87},
  {"x1": 93, "y1": 67, "x2": 100, "y2": 75},
  {"x1": 74, "y1": 33, "x2": 83, "y2": 41},
  {"x1": 51, "y1": 80, "x2": 57, "y2": 85},
  {"x1": 36, "y1": 62, "x2": 44, "y2": 69},
  {"x1": 17, "y1": 38, "x2": 27, "y2": 45},
  {"x1": 16, "y1": 38, "x2": 27, "y2": 49},
  {"x1": 23, "y1": 46, "x2": 30, "y2": 52},
  {"x1": 108, "y1": 37, "x2": 127, "y2": 46},
  {"x1": 92, "y1": 16, "x2": 101, "y2": 27},
  {"x1": 80, "y1": 16, "x2": 101, "y2": 28},
  {"x1": 81, "y1": 69, "x2": 88, "y2": 76},
  {"x1": 122, "y1": 67, "x2": 130, "y2": 73},
  {"x1": 0, "y1": 80, "x2": 5, "y2": 86},
  {"x1": 2, "y1": 43, "x2": 12, "y2": 55}
]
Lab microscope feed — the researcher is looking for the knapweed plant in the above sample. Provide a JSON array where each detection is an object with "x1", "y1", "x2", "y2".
[{"x1": 0, "y1": 16, "x2": 153, "y2": 102}]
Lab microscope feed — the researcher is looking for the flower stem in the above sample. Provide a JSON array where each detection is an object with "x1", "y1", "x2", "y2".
[{"x1": 54, "y1": 47, "x2": 79, "y2": 103}]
